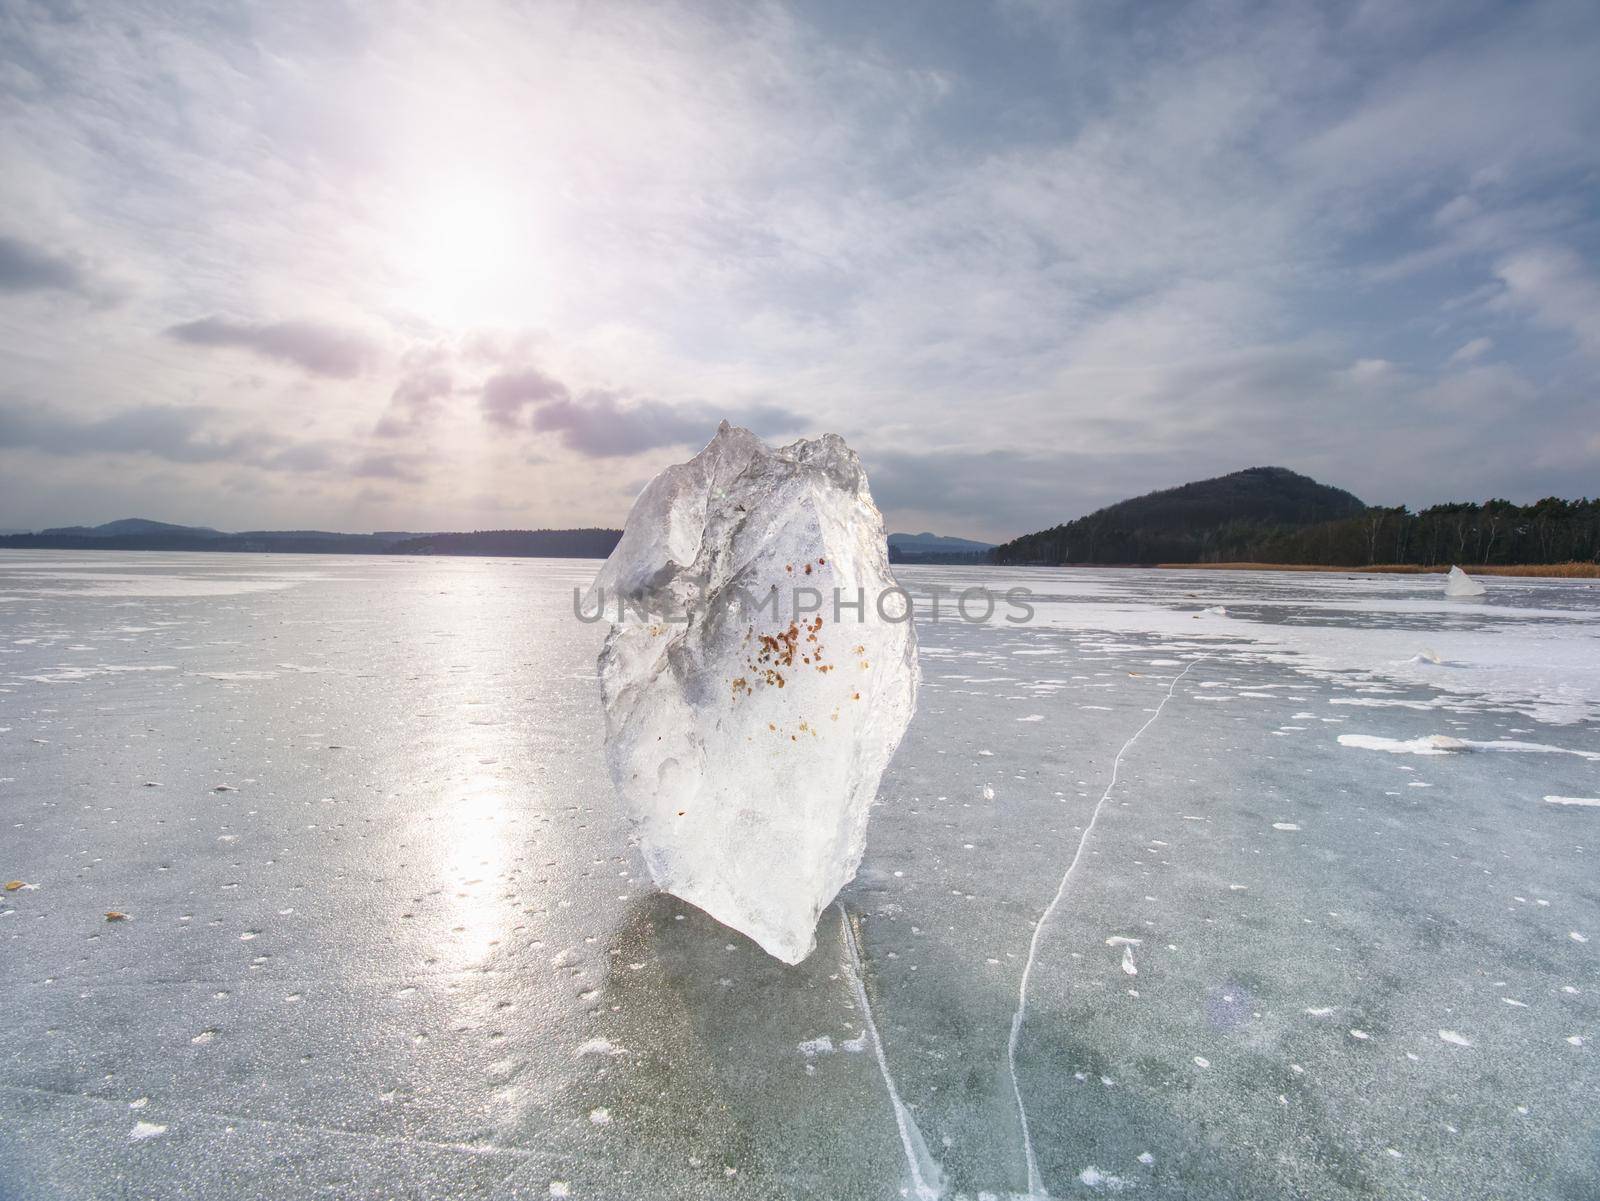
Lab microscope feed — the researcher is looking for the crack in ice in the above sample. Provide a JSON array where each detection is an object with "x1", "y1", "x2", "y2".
[
  {"x1": 837, "y1": 904, "x2": 943, "y2": 1200},
  {"x1": 1006, "y1": 655, "x2": 1207, "y2": 1197}
]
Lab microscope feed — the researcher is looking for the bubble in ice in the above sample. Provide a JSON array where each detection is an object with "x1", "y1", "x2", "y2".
[{"x1": 588, "y1": 423, "x2": 918, "y2": 964}]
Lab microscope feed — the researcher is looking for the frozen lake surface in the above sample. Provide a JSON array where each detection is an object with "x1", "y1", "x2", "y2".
[{"x1": 1, "y1": 551, "x2": 1596, "y2": 1199}]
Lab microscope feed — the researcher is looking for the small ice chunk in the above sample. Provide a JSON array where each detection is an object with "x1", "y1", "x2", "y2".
[
  {"x1": 1444, "y1": 565, "x2": 1486, "y2": 597},
  {"x1": 1078, "y1": 1166, "x2": 1131, "y2": 1191},
  {"x1": 1338, "y1": 733, "x2": 1468, "y2": 755},
  {"x1": 129, "y1": 1121, "x2": 167, "y2": 1141},
  {"x1": 797, "y1": 1035, "x2": 836, "y2": 1057},
  {"x1": 589, "y1": 425, "x2": 918, "y2": 964},
  {"x1": 1439, "y1": 1029, "x2": 1472, "y2": 1047},
  {"x1": 1120, "y1": 945, "x2": 1137, "y2": 976}
]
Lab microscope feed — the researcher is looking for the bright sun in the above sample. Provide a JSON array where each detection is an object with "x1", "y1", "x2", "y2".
[{"x1": 396, "y1": 181, "x2": 534, "y2": 327}]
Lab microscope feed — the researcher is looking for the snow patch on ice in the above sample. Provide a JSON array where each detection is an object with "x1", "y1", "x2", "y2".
[
  {"x1": 574, "y1": 1038, "x2": 627, "y2": 1058},
  {"x1": 1079, "y1": 1166, "x2": 1133, "y2": 1191},
  {"x1": 1339, "y1": 733, "x2": 1600, "y2": 760}
]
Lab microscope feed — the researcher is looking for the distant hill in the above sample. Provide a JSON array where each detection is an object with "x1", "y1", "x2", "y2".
[
  {"x1": 40, "y1": 517, "x2": 222, "y2": 539},
  {"x1": 888, "y1": 532, "x2": 994, "y2": 553},
  {"x1": 0, "y1": 520, "x2": 622, "y2": 559},
  {"x1": 390, "y1": 529, "x2": 623, "y2": 557},
  {"x1": 887, "y1": 531, "x2": 994, "y2": 564},
  {"x1": 994, "y1": 467, "x2": 1368, "y2": 565},
  {"x1": 2, "y1": 520, "x2": 989, "y2": 564}
]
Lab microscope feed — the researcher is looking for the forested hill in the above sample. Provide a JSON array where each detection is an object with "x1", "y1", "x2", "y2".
[
  {"x1": 994, "y1": 467, "x2": 1367, "y2": 564},
  {"x1": 0, "y1": 525, "x2": 623, "y2": 558},
  {"x1": 994, "y1": 470, "x2": 1600, "y2": 567},
  {"x1": 389, "y1": 529, "x2": 622, "y2": 557}
]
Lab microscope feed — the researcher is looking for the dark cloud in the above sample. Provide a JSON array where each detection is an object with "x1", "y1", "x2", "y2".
[
  {"x1": 0, "y1": 399, "x2": 263, "y2": 463},
  {"x1": 167, "y1": 316, "x2": 376, "y2": 378},
  {"x1": 479, "y1": 361, "x2": 801, "y2": 456},
  {"x1": 263, "y1": 442, "x2": 343, "y2": 472},
  {"x1": 866, "y1": 447, "x2": 1090, "y2": 539},
  {"x1": 531, "y1": 391, "x2": 710, "y2": 456},
  {"x1": 354, "y1": 451, "x2": 428, "y2": 482},
  {"x1": 0, "y1": 398, "x2": 377, "y2": 481},
  {"x1": 480, "y1": 367, "x2": 568, "y2": 428},
  {"x1": 0, "y1": 235, "x2": 91, "y2": 295},
  {"x1": 532, "y1": 392, "x2": 801, "y2": 457},
  {"x1": 375, "y1": 367, "x2": 453, "y2": 437}
]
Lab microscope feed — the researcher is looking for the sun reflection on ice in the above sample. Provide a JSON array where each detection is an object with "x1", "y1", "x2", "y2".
[{"x1": 437, "y1": 781, "x2": 514, "y2": 968}]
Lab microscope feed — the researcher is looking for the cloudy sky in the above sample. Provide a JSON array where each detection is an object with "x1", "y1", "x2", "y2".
[{"x1": 1, "y1": 0, "x2": 1597, "y2": 541}]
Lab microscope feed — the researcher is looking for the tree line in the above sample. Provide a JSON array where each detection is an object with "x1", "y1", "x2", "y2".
[{"x1": 993, "y1": 497, "x2": 1600, "y2": 567}]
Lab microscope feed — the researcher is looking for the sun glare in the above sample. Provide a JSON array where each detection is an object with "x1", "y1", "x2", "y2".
[{"x1": 396, "y1": 181, "x2": 537, "y2": 327}]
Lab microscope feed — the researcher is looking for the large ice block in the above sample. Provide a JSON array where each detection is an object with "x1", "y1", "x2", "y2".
[{"x1": 587, "y1": 423, "x2": 918, "y2": 963}]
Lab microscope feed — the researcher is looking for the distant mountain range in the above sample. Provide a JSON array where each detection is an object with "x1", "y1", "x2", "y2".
[
  {"x1": 40, "y1": 518, "x2": 225, "y2": 539},
  {"x1": 1, "y1": 521, "x2": 984, "y2": 562},
  {"x1": 14, "y1": 474, "x2": 1593, "y2": 569},
  {"x1": 0, "y1": 520, "x2": 622, "y2": 558},
  {"x1": 993, "y1": 467, "x2": 1368, "y2": 564},
  {"x1": 390, "y1": 530, "x2": 624, "y2": 557},
  {"x1": 887, "y1": 531, "x2": 994, "y2": 564}
]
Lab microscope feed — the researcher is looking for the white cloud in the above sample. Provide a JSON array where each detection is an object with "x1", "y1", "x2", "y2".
[
  {"x1": 1494, "y1": 246, "x2": 1600, "y2": 358},
  {"x1": 1447, "y1": 337, "x2": 1493, "y2": 365}
]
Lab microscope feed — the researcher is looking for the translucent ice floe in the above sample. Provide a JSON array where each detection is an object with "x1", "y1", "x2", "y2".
[
  {"x1": 1445, "y1": 565, "x2": 1487, "y2": 598},
  {"x1": 589, "y1": 423, "x2": 917, "y2": 964}
]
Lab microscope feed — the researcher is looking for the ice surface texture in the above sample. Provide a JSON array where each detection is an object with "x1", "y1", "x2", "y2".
[
  {"x1": 1445, "y1": 564, "x2": 1486, "y2": 596},
  {"x1": 588, "y1": 423, "x2": 918, "y2": 963}
]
